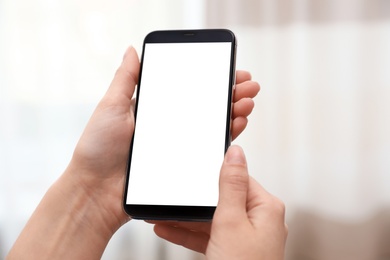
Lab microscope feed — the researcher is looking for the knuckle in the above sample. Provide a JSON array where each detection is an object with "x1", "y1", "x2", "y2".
[
  {"x1": 268, "y1": 196, "x2": 286, "y2": 217},
  {"x1": 223, "y1": 168, "x2": 248, "y2": 191}
]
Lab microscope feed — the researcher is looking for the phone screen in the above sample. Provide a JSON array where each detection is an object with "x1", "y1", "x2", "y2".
[{"x1": 124, "y1": 30, "x2": 236, "y2": 220}]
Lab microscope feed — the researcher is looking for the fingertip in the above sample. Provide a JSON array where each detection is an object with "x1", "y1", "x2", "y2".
[
  {"x1": 252, "y1": 81, "x2": 261, "y2": 95},
  {"x1": 107, "y1": 46, "x2": 140, "y2": 101},
  {"x1": 236, "y1": 70, "x2": 252, "y2": 83},
  {"x1": 122, "y1": 46, "x2": 139, "y2": 64},
  {"x1": 234, "y1": 80, "x2": 261, "y2": 102},
  {"x1": 232, "y1": 97, "x2": 255, "y2": 118},
  {"x1": 224, "y1": 145, "x2": 247, "y2": 165},
  {"x1": 122, "y1": 45, "x2": 133, "y2": 61},
  {"x1": 121, "y1": 46, "x2": 139, "y2": 77}
]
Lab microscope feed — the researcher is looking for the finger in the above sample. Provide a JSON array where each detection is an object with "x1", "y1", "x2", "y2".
[
  {"x1": 215, "y1": 145, "x2": 249, "y2": 220},
  {"x1": 231, "y1": 117, "x2": 248, "y2": 141},
  {"x1": 236, "y1": 70, "x2": 252, "y2": 84},
  {"x1": 153, "y1": 224, "x2": 209, "y2": 254},
  {"x1": 232, "y1": 98, "x2": 255, "y2": 119},
  {"x1": 234, "y1": 80, "x2": 260, "y2": 102},
  {"x1": 145, "y1": 220, "x2": 211, "y2": 234},
  {"x1": 106, "y1": 46, "x2": 140, "y2": 101}
]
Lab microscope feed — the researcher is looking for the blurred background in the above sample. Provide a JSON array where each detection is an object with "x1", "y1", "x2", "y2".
[{"x1": 1, "y1": 0, "x2": 390, "y2": 259}]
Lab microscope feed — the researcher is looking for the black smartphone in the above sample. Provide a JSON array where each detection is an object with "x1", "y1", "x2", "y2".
[{"x1": 123, "y1": 29, "x2": 236, "y2": 221}]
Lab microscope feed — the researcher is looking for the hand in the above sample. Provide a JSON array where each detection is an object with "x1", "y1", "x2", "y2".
[
  {"x1": 151, "y1": 146, "x2": 288, "y2": 260},
  {"x1": 69, "y1": 46, "x2": 261, "y2": 230},
  {"x1": 7, "y1": 46, "x2": 260, "y2": 259}
]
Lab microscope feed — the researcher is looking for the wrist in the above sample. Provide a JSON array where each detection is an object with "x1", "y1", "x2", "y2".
[
  {"x1": 7, "y1": 163, "x2": 128, "y2": 259},
  {"x1": 63, "y1": 160, "x2": 130, "y2": 237}
]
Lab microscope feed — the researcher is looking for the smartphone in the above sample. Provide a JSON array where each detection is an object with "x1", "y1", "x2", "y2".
[{"x1": 123, "y1": 29, "x2": 236, "y2": 221}]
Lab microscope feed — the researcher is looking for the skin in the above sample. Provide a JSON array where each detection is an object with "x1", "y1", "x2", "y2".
[
  {"x1": 6, "y1": 46, "x2": 264, "y2": 259},
  {"x1": 150, "y1": 146, "x2": 288, "y2": 260}
]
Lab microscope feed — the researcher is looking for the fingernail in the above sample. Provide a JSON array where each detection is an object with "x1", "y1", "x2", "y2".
[{"x1": 225, "y1": 145, "x2": 246, "y2": 165}]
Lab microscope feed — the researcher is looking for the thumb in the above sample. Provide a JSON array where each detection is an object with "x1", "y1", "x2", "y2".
[
  {"x1": 216, "y1": 145, "x2": 249, "y2": 219},
  {"x1": 106, "y1": 46, "x2": 140, "y2": 101}
]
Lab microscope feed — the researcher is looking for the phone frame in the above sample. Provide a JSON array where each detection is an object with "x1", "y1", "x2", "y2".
[{"x1": 123, "y1": 29, "x2": 236, "y2": 221}]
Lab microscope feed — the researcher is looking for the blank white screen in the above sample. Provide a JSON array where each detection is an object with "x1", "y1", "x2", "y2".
[{"x1": 126, "y1": 42, "x2": 232, "y2": 206}]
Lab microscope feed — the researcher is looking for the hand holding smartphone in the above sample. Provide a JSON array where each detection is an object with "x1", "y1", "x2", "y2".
[{"x1": 123, "y1": 29, "x2": 236, "y2": 221}]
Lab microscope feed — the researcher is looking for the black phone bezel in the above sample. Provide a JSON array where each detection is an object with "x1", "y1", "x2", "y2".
[{"x1": 123, "y1": 29, "x2": 236, "y2": 221}]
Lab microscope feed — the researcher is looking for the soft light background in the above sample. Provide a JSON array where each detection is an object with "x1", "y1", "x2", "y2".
[{"x1": 1, "y1": 0, "x2": 389, "y2": 259}]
